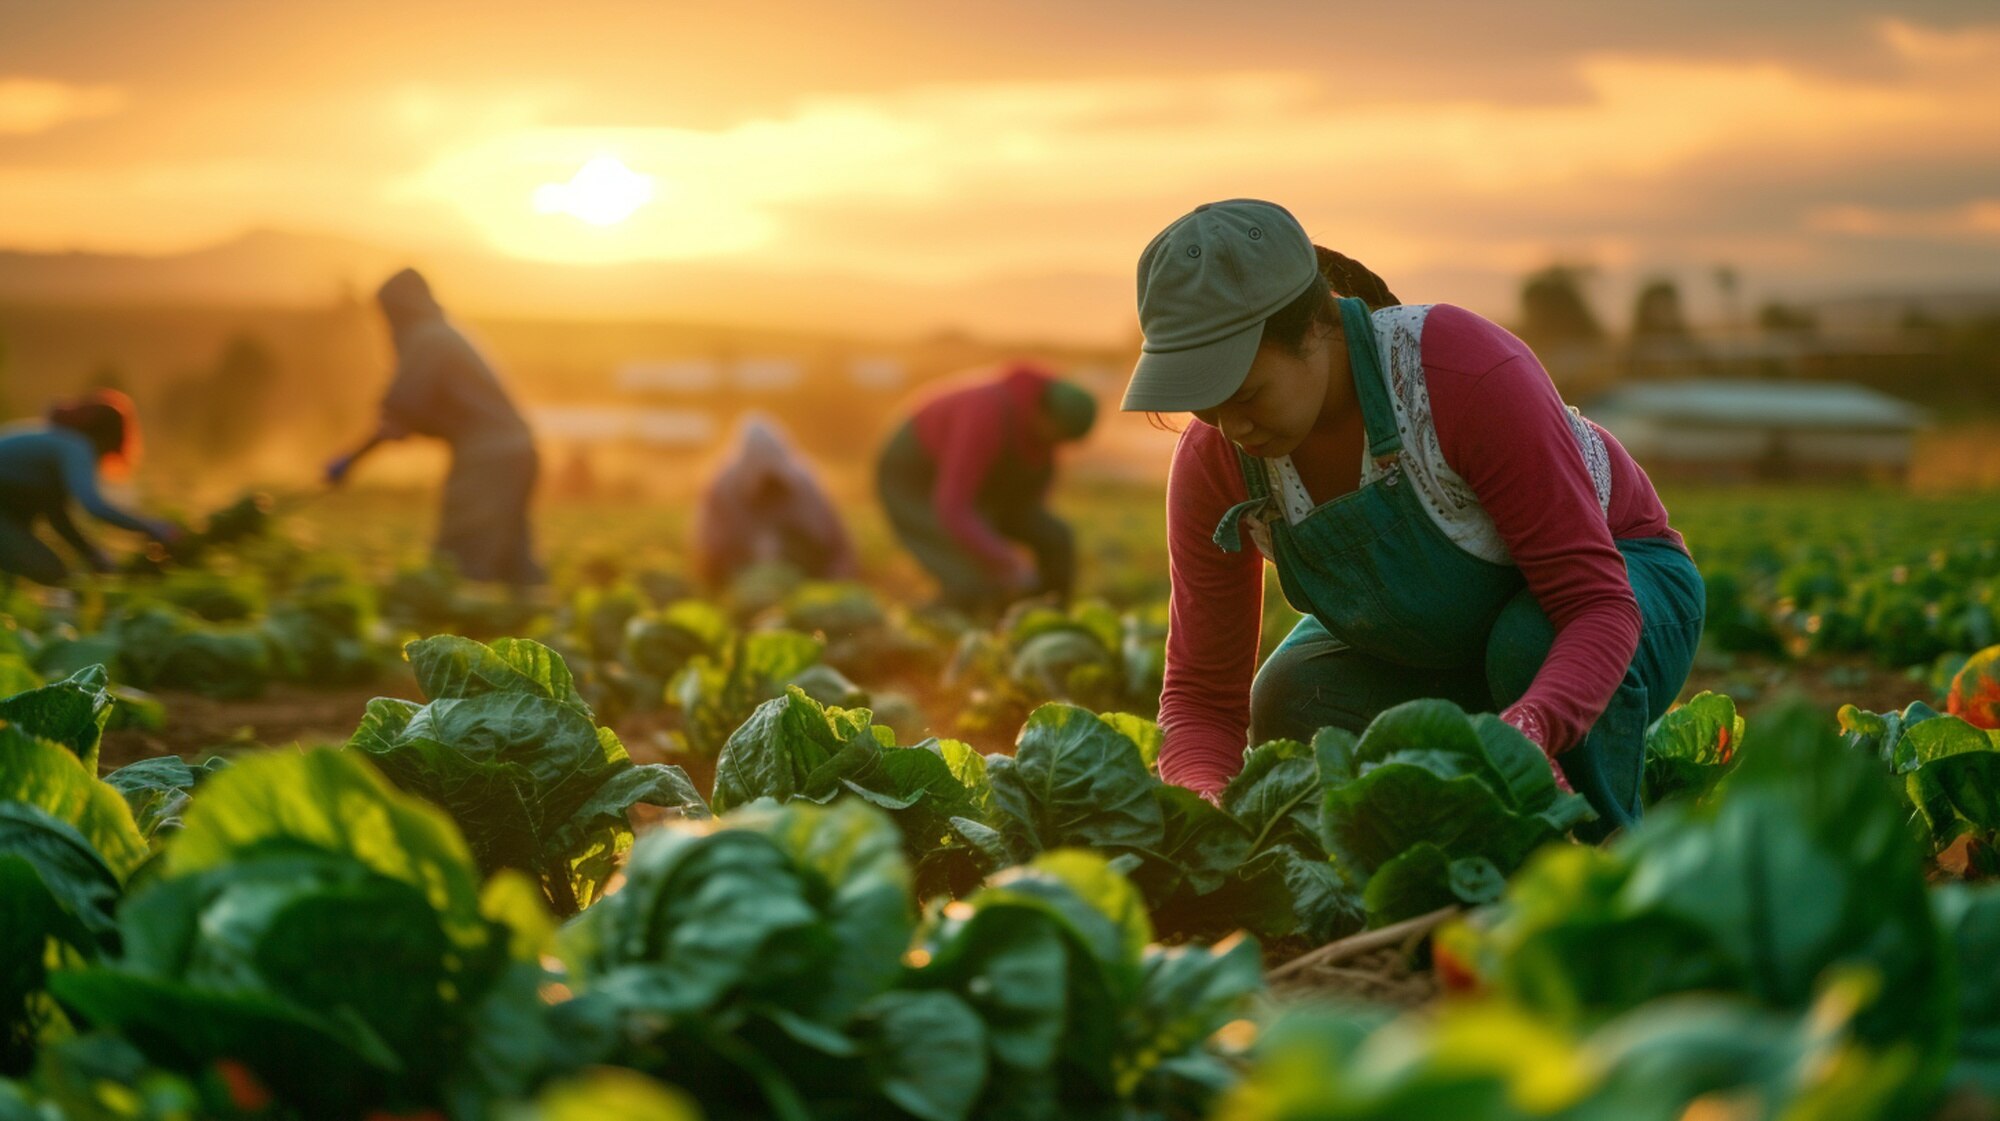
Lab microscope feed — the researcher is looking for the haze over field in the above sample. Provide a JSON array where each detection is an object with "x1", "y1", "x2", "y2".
[{"x1": 1, "y1": 0, "x2": 1996, "y2": 341}]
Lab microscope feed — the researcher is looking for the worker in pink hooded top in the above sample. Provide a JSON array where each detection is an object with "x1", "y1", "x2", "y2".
[{"x1": 692, "y1": 413, "x2": 856, "y2": 589}]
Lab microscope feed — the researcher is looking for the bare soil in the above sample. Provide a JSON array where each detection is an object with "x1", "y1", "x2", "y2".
[{"x1": 97, "y1": 680, "x2": 424, "y2": 770}]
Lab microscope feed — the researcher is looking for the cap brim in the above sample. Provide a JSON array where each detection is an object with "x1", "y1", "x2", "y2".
[{"x1": 1119, "y1": 320, "x2": 1264, "y2": 412}]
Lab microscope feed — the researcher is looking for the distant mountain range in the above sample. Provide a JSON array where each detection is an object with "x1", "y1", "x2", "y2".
[
  {"x1": 4, "y1": 228, "x2": 1991, "y2": 347},
  {"x1": 0, "y1": 228, "x2": 1137, "y2": 347}
]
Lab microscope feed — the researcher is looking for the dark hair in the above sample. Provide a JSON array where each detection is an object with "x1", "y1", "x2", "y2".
[
  {"x1": 1258, "y1": 246, "x2": 1401, "y2": 357},
  {"x1": 47, "y1": 389, "x2": 142, "y2": 471}
]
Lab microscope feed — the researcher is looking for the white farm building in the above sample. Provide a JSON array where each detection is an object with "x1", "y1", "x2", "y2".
[{"x1": 1585, "y1": 380, "x2": 1929, "y2": 482}]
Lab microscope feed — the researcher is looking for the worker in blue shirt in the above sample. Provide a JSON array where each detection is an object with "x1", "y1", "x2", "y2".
[{"x1": 0, "y1": 390, "x2": 181, "y2": 584}]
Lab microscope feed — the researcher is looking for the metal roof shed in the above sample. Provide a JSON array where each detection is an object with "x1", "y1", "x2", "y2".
[{"x1": 1585, "y1": 379, "x2": 1929, "y2": 481}]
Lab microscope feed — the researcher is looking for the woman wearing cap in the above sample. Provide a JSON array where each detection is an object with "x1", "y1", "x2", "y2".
[
  {"x1": 693, "y1": 412, "x2": 857, "y2": 589},
  {"x1": 876, "y1": 362, "x2": 1098, "y2": 614},
  {"x1": 1127, "y1": 200, "x2": 1702, "y2": 836},
  {"x1": 0, "y1": 390, "x2": 182, "y2": 584},
  {"x1": 324, "y1": 268, "x2": 545, "y2": 587}
]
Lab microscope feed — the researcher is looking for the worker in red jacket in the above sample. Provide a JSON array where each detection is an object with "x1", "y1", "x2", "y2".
[
  {"x1": 1123, "y1": 199, "x2": 1703, "y2": 837},
  {"x1": 875, "y1": 363, "x2": 1097, "y2": 614}
]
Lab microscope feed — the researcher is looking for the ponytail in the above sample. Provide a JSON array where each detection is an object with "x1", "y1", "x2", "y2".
[
  {"x1": 1260, "y1": 245, "x2": 1400, "y2": 356},
  {"x1": 1314, "y1": 246, "x2": 1399, "y2": 311}
]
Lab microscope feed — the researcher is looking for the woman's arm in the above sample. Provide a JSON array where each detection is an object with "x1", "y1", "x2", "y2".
[
  {"x1": 1428, "y1": 307, "x2": 1641, "y2": 754},
  {"x1": 1157, "y1": 424, "x2": 1267, "y2": 796},
  {"x1": 53, "y1": 435, "x2": 172, "y2": 539}
]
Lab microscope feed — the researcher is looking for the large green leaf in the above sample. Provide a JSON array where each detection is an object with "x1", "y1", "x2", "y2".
[
  {"x1": 1935, "y1": 883, "x2": 2000, "y2": 1096},
  {"x1": 558, "y1": 828, "x2": 817, "y2": 1012},
  {"x1": 0, "y1": 731, "x2": 147, "y2": 881},
  {"x1": 101, "y1": 755, "x2": 228, "y2": 840},
  {"x1": 165, "y1": 748, "x2": 489, "y2": 951},
  {"x1": 561, "y1": 800, "x2": 911, "y2": 1031},
  {"x1": 1117, "y1": 936, "x2": 1261, "y2": 1101},
  {"x1": 1625, "y1": 705, "x2": 1949, "y2": 1056},
  {"x1": 1321, "y1": 763, "x2": 1554, "y2": 880},
  {"x1": 0, "y1": 803, "x2": 123, "y2": 946},
  {"x1": 979, "y1": 850, "x2": 1152, "y2": 1000},
  {"x1": 745, "y1": 799, "x2": 914, "y2": 1026},
  {"x1": 408, "y1": 634, "x2": 590, "y2": 716},
  {"x1": 1475, "y1": 846, "x2": 1741, "y2": 1026},
  {"x1": 912, "y1": 903, "x2": 1072, "y2": 1075},
  {"x1": 1352, "y1": 699, "x2": 1486, "y2": 770},
  {"x1": 1142, "y1": 784, "x2": 1252, "y2": 899},
  {"x1": 1898, "y1": 714, "x2": 2000, "y2": 831},
  {"x1": 1222, "y1": 986, "x2": 1913, "y2": 1121},
  {"x1": 50, "y1": 967, "x2": 400, "y2": 1119},
  {"x1": 1251, "y1": 847, "x2": 1364, "y2": 943},
  {"x1": 711, "y1": 686, "x2": 873, "y2": 812},
  {"x1": 1361, "y1": 844, "x2": 1505, "y2": 926},
  {"x1": 0, "y1": 734, "x2": 147, "y2": 1073},
  {"x1": 350, "y1": 638, "x2": 706, "y2": 915},
  {"x1": 48, "y1": 774, "x2": 540, "y2": 1121},
  {"x1": 854, "y1": 990, "x2": 989, "y2": 1121},
  {"x1": 1347, "y1": 700, "x2": 1588, "y2": 825},
  {"x1": 0, "y1": 805, "x2": 124, "y2": 1073},
  {"x1": 1468, "y1": 713, "x2": 1569, "y2": 813},
  {"x1": 0, "y1": 666, "x2": 114, "y2": 773},
  {"x1": 1462, "y1": 701, "x2": 1952, "y2": 1110},
  {"x1": 671, "y1": 629, "x2": 825, "y2": 757},
  {"x1": 987, "y1": 704, "x2": 1165, "y2": 858},
  {"x1": 1099, "y1": 713, "x2": 1163, "y2": 772},
  {"x1": 1642, "y1": 691, "x2": 1744, "y2": 805},
  {"x1": 1222, "y1": 738, "x2": 1321, "y2": 859}
]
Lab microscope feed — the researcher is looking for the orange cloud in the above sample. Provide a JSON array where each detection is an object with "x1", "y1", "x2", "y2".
[
  {"x1": 1807, "y1": 200, "x2": 2000, "y2": 242},
  {"x1": 0, "y1": 77, "x2": 123, "y2": 135}
]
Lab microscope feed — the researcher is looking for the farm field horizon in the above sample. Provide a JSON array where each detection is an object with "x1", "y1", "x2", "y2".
[{"x1": 6, "y1": 1, "x2": 2000, "y2": 1117}]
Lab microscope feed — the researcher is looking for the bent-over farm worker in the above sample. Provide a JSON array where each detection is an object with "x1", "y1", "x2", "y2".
[
  {"x1": 0, "y1": 390, "x2": 181, "y2": 585},
  {"x1": 1123, "y1": 199, "x2": 1704, "y2": 837},
  {"x1": 324, "y1": 268, "x2": 545, "y2": 587},
  {"x1": 876, "y1": 362, "x2": 1097, "y2": 615},
  {"x1": 693, "y1": 412, "x2": 857, "y2": 589}
]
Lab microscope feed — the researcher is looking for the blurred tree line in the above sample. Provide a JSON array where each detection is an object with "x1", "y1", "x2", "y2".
[
  {"x1": 1511, "y1": 265, "x2": 2000, "y2": 410},
  {"x1": 0, "y1": 293, "x2": 383, "y2": 490}
]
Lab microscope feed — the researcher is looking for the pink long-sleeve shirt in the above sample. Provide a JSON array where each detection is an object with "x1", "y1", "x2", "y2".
[
  {"x1": 1158, "y1": 304, "x2": 1684, "y2": 796},
  {"x1": 911, "y1": 366, "x2": 1058, "y2": 573}
]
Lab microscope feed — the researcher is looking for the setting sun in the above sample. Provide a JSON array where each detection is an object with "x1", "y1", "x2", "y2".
[{"x1": 532, "y1": 154, "x2": 655, "y2": 226}]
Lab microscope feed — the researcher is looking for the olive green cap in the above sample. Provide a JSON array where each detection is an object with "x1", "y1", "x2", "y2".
[{"x1": 1122, "y1": 199, "x2": 1318, "y2": 412}]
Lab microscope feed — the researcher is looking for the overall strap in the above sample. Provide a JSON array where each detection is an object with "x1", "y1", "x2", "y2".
[
  {"x1": 1337, "y1": 297, "x2": 1403, "y2": 465},
  {"x1": 1212, "y1": 445, "x2": 1273, "y2": 553}
]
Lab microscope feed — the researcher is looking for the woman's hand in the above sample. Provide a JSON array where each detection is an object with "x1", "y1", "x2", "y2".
[
  {"x1": 1002, "y1": 555, "x2": 1039, "y2": 597},
  {"x1": 1546, "y1": 755, "x2": 1575, "y2": 794},
  {"x1": 323, "y1": 453, "x2": 356, "y2": 488},
  {"x1": 1502, "y1": 702, "x2": 1575, "y2": 794}
]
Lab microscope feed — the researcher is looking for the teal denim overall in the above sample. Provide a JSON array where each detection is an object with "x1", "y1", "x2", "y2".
[{"x1": 1215, "y1": 298, "x2": 1704, "y2": 836}]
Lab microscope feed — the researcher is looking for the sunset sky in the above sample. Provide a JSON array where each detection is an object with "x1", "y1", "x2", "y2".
[{"x1": 1, "y1": 0, "x2": 1996, "y2": 340}]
